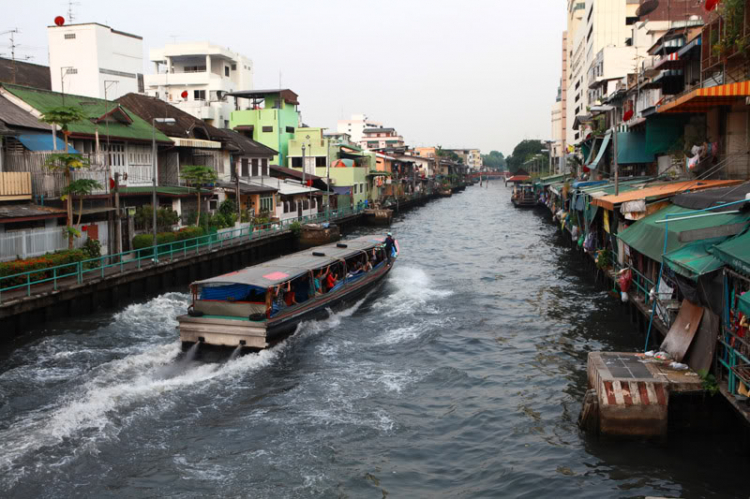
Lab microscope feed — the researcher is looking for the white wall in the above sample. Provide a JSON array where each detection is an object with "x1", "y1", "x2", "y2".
[{"x1": 48, "y1": 24, "x2": 143, "y2": 100}]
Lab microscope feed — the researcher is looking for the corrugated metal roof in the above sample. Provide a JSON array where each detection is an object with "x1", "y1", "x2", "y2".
[
  {"x1": 591, "y1": 180, "x2": 742, "y2": 210},
  {"x1": 194, "y1": 236, "x2": 385, "y2": 287},
  {"x1": 2, "y1": 84, "x2": 171, "y2": 143}
]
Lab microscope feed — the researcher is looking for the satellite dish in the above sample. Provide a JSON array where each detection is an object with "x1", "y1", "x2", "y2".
[
  {"x1": 636, "y1": 0, "x2": 660, "y2": 17},
  {"x1": 54, "y1": 16, "x2": 65, "y2": 26}
]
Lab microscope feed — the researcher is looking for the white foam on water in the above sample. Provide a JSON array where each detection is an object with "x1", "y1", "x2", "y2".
[
  {"x1": 372, "y1": 266, "x2": 452, "y2": 318},
  {"x1": 0, "y1": 339, "x2": 286, "y2": 487}
]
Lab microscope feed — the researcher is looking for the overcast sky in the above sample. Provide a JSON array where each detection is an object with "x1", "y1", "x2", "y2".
[{"x1": 6, "y1": 0, "x2": 566, "y2": 156}]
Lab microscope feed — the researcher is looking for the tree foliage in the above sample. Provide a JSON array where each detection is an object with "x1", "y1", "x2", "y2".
[
  {"x1": 506, "y1": 140, "x2": 545, "y2": 173},
  {"x1": 40, "y1": 106, "x2": 90, "y2": 249},
  {"x1": 481, "y1": 151, "x2": 506, "y2": 171},
  {"x1": 435, "y1": 146, "x2": 462, "y2": 163},
  {"x1": 63, "y1": 178, "x2": 103, "y2": 225},
  {"x1": 179, "y1": 165, "x2": 218, "y2": 226}
]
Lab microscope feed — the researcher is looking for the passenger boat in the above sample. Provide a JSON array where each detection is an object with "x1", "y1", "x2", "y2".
[
  {"x1": 511, "y1": 183, "x2": 537, "y2": 207},
  {"x1": 177, "y1": 235, "x2": 399, "y2": 349},
  {"x1": 438, "y1": 188, "x2": 453, "y2": 197}
]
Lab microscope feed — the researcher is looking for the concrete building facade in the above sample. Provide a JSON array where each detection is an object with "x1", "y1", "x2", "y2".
[
  {"x1": 47, "y1": 22, "x2": 143, "y2": 101},
  {"x1": 145, "y1": 42, "x2": 253, "y2": 128},
  {"x1": 337, "y1": 114, "x2": 382, "y2": 143}
]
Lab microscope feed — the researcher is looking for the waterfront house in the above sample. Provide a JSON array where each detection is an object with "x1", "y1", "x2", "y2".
[{"x1": 228, "y1": 89, "x2": 300, "y2": 166}]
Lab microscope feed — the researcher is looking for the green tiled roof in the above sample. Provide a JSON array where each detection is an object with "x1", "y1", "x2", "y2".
[{"x1": 2, "y1": 84, "x2": 171, "y2": 143}]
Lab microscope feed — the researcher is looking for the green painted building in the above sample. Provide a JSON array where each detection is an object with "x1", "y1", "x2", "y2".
[
  {"x1": 287, "y1": 128, "x2": 372, "y2": 208},
  {"x1": 228, "y1": 89, "x2": 300, "y2": 166}
]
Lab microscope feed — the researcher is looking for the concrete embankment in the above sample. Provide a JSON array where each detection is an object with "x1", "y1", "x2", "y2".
[{"x1": 0, "y1": 195, "x2": 432, "y2": 339}]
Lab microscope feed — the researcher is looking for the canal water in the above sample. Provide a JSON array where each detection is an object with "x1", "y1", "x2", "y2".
[{"x1": 0, "y1": 183, "x2": 747, "y2": 498}]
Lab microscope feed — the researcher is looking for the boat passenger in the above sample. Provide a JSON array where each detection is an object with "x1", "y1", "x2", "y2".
[
  {"x1": 284, "y1": 283, "x2": 298, "y2": 307},
  {"x1": 363, "y1": 259, "x2": 373, "y2": 272},
  {"x1": 326, "y1": 269, "x2": 338, "y2": 291},
  {"x1": 384, "y1": 232, "x2": 395, "y2": 263},
  {"x1": 273, "y1": 283, "x2": 289, "y2": 309},
  {"x1": 314, "y1": 266, "x2": 330, "y2": 296}
]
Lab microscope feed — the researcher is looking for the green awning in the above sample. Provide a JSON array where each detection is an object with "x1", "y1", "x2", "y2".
[
  {"x1": 663, "y1": 237, "x2": 726, "y2": 280},
  {"x1": 589, "y1": 132, "x2": 611, "y2": 170},
  {"x1": 539, "y1": 173, "x2": 569, "y2": 186},
  {"x1": 617, "y1": 204, "x2": 750, "y2": 263},
  {"x1": 617, "y1": 132, "x2": 655, "y2": 164},
  {"x1": 739, "y1": 292, "x2": 750, "y2": 316},
  {"x1": 581, "y1": 142, "x2": 592, "y2": 163},
  {"x1": 710, "y1": 229, "x2": 750, "y2": 276},
  {"x1": 645, "y1": 115, "x2": 685, "y2": 156}
]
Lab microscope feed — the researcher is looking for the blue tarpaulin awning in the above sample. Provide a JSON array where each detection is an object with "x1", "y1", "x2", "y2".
[
  {"x1": 617, "y1": 132, "x2": 655, "y2": 164},
  {"x1": 17, "y1": 133, "x2": 79, "y2": 153}
]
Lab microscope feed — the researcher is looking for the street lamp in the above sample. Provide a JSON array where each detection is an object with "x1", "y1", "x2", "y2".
[{"x1": 152, "y1": 117, "x2": 176, "y2": 254}]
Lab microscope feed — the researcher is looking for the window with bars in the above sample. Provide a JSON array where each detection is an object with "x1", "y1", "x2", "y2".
[
  {"x1": 128, "y1": 145, "x2": 152, "y2": 165},
  {"x1": 106, "y1": 143, "x2": 126, "y2": 167}
]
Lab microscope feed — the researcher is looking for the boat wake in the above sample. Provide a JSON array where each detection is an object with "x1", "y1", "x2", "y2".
[{"x1": 0, "y1": 294, "x2": 287, "y2": 489}]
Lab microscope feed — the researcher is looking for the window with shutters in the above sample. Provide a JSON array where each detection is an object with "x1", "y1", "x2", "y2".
[
  {"x1": 291, "y1": 157, "x2": 302, "y2": 168},
  {"x1": 241, "y1": 158, "x2": 249, "y2": 177},
  {"x1": 261, "y1": 158, "x2": 268, "y2": 176},
  {"x1": 315, "y1": 157, "x2": 326, "y2": 167},
  {"x1": 251, "y1": 158, "x2": 259, "y2": 176}
]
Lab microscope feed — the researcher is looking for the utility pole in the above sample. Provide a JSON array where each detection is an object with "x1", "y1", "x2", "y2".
[
  {"x1": 301, "y1": 143, "x2": 306, "y2": 220},
  {"x1": 235, "y1": 160, "x2": 241, "y2": 225}
]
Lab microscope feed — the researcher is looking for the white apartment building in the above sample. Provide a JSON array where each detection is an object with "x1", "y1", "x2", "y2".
[
  {"x1": 566, "y1": 0, "x2": 639, "y2": 145},
  {"x1": 145, "y1": 42, "x2": 253, "y2": 128},
  {"x1": 337, "y1": 114, "x2": 382, "y2": 143},
  {"x1": 47, "y1": 23, "x2": 143, "y2": 100},
  {"x1": 360, "y1": 127, "x2": 405, "y2": 151}
]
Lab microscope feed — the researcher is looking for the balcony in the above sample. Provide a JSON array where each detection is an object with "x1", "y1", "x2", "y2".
[{"x1": 0, "y1": 172, "x2": 32, "y2": 201}]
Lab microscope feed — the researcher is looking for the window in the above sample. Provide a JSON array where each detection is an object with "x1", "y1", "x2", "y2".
[
  {"x1": 251, "y1": 158, "x2": 259, "y2": 177},
  {"x1": 224, "y1": 120, "x2": 229, "y2": 129},
  {"x1": 262, "y1": 126, "x2": 273, "y2": 133},
  {"x1": 315, "y1": 156, "x2": 326, "y2": 167},
  {"x1": 292, "y1": 157, "x2": 303, "y2": 168},
  {"x1": 286, "y1": 126, "x2": 295, "y2": 134},
  {"x1": 261, "y1": 158, "x2": 268, "y2": 176},
  {"x1": 65, "y1": 68, "x2": 77, "y2": 75},
  {"x1": 260, "y1": 195, "x2": 274, "y2": 213},
  {"x1": 64, "y1": 33, "x2": 76, "y2": 40},
  {"x1": 241, "y1": 158, "x2": 249, "y2": 177},
  {"x1": 105, "y1": 143, "x2": 126, "y2": 167},
  {"x1": 194, "y1": 90, "x2": 206, "y2": 100},
  {"x1": 183, "y1": 65, "x2": 206, "y2": 73},
  {"x1": 137, "y1": 73, "x2": 144, "y2": 93},
  {"x1": 626, "y1": 17, "x2": 638, "y2": 26},
  {"x1": 225, "y1": 66, "x2": 230, "y2": 77},
  {"x1": 128, "y1": 145, "x2": 152, "y2": 166},
  {"x1": 231, "y1": 64, "x2": 237, "y2": 71}
]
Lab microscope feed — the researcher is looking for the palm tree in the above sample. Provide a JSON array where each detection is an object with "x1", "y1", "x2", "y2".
[
  {"x1": 63, "y1": 178, "x2": 103, "y2": 225},
  {"x1": 41, "y1": 106, "x2": 89, "y2": 249},
  {"x1": 180, "y1": 165, "x2": 218, "y2": 226}
]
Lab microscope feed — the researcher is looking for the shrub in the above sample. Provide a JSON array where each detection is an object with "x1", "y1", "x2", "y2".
[
  {"x1": 0, "y1": 249, "x2": 87, "y2": 287},
  {"x1": 82, "y1": 237, "x2": 102, "y2": 260}
]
